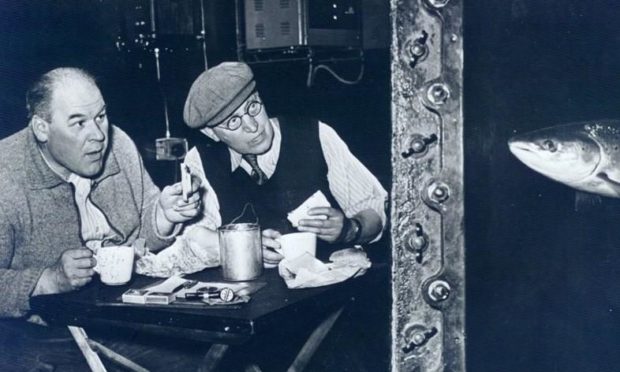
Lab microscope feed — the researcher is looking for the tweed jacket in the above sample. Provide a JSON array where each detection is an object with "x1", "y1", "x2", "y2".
[{"x1": 0, "y1": 125, "x2": 173, "y2": 318}]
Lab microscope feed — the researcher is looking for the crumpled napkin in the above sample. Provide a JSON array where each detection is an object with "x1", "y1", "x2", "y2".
[
  {"x1": 277, "y1": 248, "x2": 371, "y2": 289},
  {"x1": 136, "y1": 225, "x2": 220, "y2": 278}
]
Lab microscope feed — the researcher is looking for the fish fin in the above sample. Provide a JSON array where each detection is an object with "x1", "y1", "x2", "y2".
[
  {"x1": 594, "y1": 172, "x2": 620, "y2": 198},
  {"x1": 574, "y1": 191, "x2": 602, "y2": 212},
  {"x1": 597, "y1": 172, "x2": 620, "y2": 187}
]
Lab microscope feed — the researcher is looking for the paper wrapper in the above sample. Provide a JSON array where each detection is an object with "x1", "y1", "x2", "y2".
[
  {"x1": 136, "y1": 225, "x2": 220, "y2": 278},
  {"x1": 287, "y1": 190, "x2": 331, "y2": 227},
  {"x1": 277, "y1": 248, "x2": 371, "y2": 289}
]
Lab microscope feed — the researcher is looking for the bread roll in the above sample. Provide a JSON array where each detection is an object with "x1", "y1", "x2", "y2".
[{"x1": 329, "y1": 248, "x2": 371, "y2": 268}]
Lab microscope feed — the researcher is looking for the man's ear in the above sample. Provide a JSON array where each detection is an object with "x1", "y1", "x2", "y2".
[
  {"x1": 30, "y1": 115, "x2": 50, "y2": 143},
  {"x1": 201, "y1": 127, "x2": 220, "y2": 142}
]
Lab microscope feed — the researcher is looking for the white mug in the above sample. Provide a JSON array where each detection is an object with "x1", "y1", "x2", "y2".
[
  {"x1": 277, "y1": 232, "x2": 317, "y2": 260},
  {"x1": 94, "y1": 245, "x2": 135, "y2": 286}
]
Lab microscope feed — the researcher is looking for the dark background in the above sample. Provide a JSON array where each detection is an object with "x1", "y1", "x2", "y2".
[
  {"x1": 466, "y1": 0, "x2": 620, "y2": 371},
  {"x1": 0, "y1": 0, "x2": 391, "y2": 190},
  {"x1": 2, "y1": 0, "x2": 620, "y2": 371},
  {"x1": 0, "y1": 1, "x2": 391, "y2": 371}
]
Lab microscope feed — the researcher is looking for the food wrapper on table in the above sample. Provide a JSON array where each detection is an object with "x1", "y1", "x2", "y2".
[
  {"x1": 135, "y1": 225, "x2": 220, "y2": 277},
  {"x1": 277, "y1": 248, "x2": 371, "y2": 289}
]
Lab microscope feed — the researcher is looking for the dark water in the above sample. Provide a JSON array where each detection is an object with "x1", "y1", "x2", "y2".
[{"x1": 465, "y1": 0, "x2": 620, "y2": 371}]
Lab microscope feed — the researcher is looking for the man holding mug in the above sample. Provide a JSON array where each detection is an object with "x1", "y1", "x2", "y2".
[
  {"x1": 182, "y1": 62, "x2": 388, "y2": 266},
  {"x1": 0, "y1": 67, "x2": 204, "y2": 370}
]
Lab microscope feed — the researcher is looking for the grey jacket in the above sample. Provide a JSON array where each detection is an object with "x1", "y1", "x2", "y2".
[{"x1": 0, "y1": 125, "x2": 173, "y2": 318}]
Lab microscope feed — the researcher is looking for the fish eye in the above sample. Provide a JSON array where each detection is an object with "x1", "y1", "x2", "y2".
[{"x1": 542, "y1": 139, "x2": 557, "y2": 152}]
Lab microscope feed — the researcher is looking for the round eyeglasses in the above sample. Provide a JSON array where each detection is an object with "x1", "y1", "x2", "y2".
[{"x1": 218, "y1": 101, "x2": 263, "y2": 131}]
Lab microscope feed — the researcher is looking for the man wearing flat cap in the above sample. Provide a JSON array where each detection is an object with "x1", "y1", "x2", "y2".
[{"x1": 183, "y1": 61, "x2": 387, "y2": 266}]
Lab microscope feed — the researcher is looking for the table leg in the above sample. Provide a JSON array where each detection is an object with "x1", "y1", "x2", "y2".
[
  {"x1": 198, "y1": 343, "x2": 229, "y2": 372},
  {"x1": 67, "y1": 326, "x2": 107, "y2": 372},
  {"x1": 68, "y1": 326, "x2": 151, "y2": 372},
  {"x1": 287, "y1": 306, "x2": 345, "y2": 372},
  {"x1": 88, "y1": 339, "x2": 149, "y2": 372}
]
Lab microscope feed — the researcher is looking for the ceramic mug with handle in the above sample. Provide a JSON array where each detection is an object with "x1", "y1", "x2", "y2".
[{"x1": 94, "y1": 245, "x2": 135, "y2": 285}]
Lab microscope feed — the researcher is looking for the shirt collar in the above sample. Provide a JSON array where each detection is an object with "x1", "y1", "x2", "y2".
[
  {"x1": 228, "y1": 118, "x2": 281, "y2": 178},
  {"x1": 38, "y1": 146, "x2": 71, "y2": 182},
  {"x1": 25, "y1": 129, "x2": 65, "y2": 189}
]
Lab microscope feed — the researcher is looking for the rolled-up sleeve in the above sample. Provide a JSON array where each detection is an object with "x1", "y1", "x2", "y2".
[{"x1": 318, "y1": 122, "x2": 388, "y2": 242}]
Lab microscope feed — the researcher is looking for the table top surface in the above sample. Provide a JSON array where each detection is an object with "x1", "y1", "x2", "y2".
[{"x1": 30, "y1": 264, "x2": 387, "y2": 343}]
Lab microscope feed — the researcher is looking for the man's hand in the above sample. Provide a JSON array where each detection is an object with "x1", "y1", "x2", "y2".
[
  {"x1": 33, "y1": 248, "x2": 96, "y2": 295},
  {"x1": 261, "y1": 229, "x2": 283, "y2": 268},
  {"x1": 297, "y1": 207, "x2": 345, "y2": 243},
  {"x1": 185, "y1": 226, "x2": 220, "y2": 267},
  {"x1": 156, "y1": 175, "x2": 202, "y2": 235}
]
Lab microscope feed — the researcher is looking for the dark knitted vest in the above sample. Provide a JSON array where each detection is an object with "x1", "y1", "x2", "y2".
[{"x1": 196, "y1": 116, "x2": 341, "y2": 256}]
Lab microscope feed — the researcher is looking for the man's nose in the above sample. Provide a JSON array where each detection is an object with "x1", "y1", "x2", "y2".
[
  {"x1": 88, "y1": 120, "x2": 107, "y2": 141},
  {"x1": 241, "y1": 115, "x2": 259, "y2": 133}
]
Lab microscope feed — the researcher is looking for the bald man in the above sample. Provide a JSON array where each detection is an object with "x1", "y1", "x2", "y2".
[{"x1": 0, "y1": 67, "x2": 204, "y2": 370}]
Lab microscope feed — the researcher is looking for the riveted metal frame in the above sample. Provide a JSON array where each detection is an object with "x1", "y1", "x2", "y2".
[{"x1": 390, "y1": 0, "x2": 464, "y2": 370}]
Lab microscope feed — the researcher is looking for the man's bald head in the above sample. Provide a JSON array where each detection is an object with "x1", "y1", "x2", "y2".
[{"x1": 26, "y1": 67, "x2": 97, "y2": 122}]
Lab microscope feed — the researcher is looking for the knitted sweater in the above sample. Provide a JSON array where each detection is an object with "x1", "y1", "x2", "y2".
[{"x1": 0, "y1": 125, "x2": 173, "y2": 318}]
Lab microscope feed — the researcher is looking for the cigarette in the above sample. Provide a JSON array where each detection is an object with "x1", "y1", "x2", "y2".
[{"x1": 181, "y1": 164, "x2": 192, "y2": 202}]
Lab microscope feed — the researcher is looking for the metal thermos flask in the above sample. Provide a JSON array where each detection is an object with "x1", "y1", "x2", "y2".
[{"x1": 218, "y1": 222, "x2": 263, "y2": 281}]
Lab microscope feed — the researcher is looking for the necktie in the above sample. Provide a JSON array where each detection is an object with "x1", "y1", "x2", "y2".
[{"x1": 243, "y1": 154, "x2": 268, "y2": 185}]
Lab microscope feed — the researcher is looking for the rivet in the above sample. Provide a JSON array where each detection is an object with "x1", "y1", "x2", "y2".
[
  {"x1": 428, "y1": 183, "x2": 450, "y2": 203},
  {"x1": 427, "y1": 83, "x2": 450, "y2": 105},
  {"x1": 428, "y1": 280, "x2": 451, "y2": 302}
]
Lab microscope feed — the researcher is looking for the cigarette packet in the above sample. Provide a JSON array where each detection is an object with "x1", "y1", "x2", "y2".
[
  {"x1": 145, "y1": 292, "x2": 176, "y2": 305},
  {"x1": 121, "y1": 289, "x2": 177, "y2": 305},
  {"x1": 121, "y1": 289, "x2": 148, "y2": 305}
]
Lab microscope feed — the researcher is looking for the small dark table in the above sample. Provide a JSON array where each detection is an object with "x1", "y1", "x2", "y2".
[{"x1": 30, "y1": 265, "x2": 387, "y2": 371}]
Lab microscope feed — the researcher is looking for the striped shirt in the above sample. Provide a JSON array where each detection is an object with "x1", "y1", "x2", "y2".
[{"x1": 200, "y1": 119, "x2": 388, "y2": 241}]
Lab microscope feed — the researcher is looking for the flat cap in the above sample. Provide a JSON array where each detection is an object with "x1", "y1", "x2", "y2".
[{"x1": 183, "y1": 62, "x2": 256, "y2": 129}]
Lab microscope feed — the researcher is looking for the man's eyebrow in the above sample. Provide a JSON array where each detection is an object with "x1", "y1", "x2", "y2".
[
  {"x1": 67, "y1": 105, "x2": 107, "y2": 121},
  {"x1": 245, "y1": 95, "x2": 258, "y2": 108},
  {"x1": 68, "y1": 113, "x2": 87, "y2": 121}
]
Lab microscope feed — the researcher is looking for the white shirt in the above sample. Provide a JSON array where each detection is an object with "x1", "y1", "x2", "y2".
[
  {"x1": 67, "y1": 174, "x2": 119, "y2": 251},
  {"x1": 199, "y1": 119, "x2": 388, "y2": 241},
  {"x1": 39, "y1": 148, "x2": 118, "y2": 251}
]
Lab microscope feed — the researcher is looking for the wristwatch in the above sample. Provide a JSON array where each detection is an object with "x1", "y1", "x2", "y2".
[{"x1": 348, "y1": 217, "x2": 363, "y2": 244}]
